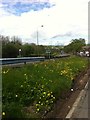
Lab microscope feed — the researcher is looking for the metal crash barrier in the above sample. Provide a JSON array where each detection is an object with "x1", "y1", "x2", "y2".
[{"x1": 0, "y1": 57, "x2": 45, "y2": 65}]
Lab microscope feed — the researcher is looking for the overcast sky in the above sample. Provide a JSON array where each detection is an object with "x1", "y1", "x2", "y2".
[{"x1": 0, "y1": 0, "x2": 89, "y2": 45}]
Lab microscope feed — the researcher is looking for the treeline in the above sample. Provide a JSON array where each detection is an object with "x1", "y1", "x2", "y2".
[
  {"x1": 1, "y1": 35, "x2": 46, "y2": 58},
  {"x1": 1, "y1": 35, "x2": 64, "y2": 58},
  {"x1": 0, "y1": 35, "x2": 87, "y2": 58}
]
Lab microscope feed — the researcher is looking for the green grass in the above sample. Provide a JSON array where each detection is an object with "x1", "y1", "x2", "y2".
[{"x1": 2, "y1": 56, "x2": 88, "y2": 118}]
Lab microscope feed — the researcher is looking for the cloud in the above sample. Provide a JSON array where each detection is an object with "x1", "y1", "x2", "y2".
[
  {"x1": 0, "y1": 0, "x2": 55, "y2": 15},
  {"x1": 52, "y1": 32, "x2": 80, "y2": 39},
  {"x1": 0, "y1": 0, "x2": 88, "y2": 45}
]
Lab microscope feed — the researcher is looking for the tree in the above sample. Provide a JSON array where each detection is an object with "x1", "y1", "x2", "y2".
[
  {"x1": 1, "y1": 35, "x2": 22, "y2": 58},
  {"x1": 2, "y1": 43, "x2": 18, "y2": 58},
  {"x1": 22, "y1": 43, "x2": 34, "y2": 57},
  {"x1": 64, "y1": 38, "x2": 86, "y2": 54}
]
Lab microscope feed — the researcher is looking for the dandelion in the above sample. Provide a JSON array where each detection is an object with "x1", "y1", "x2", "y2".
[
  {"x1": 20, "y1": 85, "x2": 23, "y2": 87},
  {"x1": 53, "y1": 97, "x2": 55, "y2": 99},
  {"x1": 47, "y1": 93, "x2": 50, "y2": 96},
  {"x1": 51, "y1": 95, "x2": 53, "y2": 97},
  {"x1": 39, "y1": 101, "x2": 41, "y2": 103},
  {"x1": 15, "y1": 94, "x2": 18, "y2": 97},
  {"x1": 2, "y1": 112, "x2": 5, "y2": 116},
  {"x1": 51, "y1": 92, "x2": 52, "y2": 94},
  {"x1": 3, "y1": 71, "x2": 6, "y2": 74},
  {"x1": 24, "y1": 73, "x2": 27, "y2": 76},
  {"x1": 41, "y1": 103, "x2": 43, "y2": 105},
  {"x1": 36, "y1": 104, "x2": 39, "y2": 107},
  {"x1": 43, "y1": 92, "x2": 46, "y2": 95},
  {"x1": 51, "y1": 101, "x2": 53, "y2": 103},
  {"x1": 37, "y1": 108, "x2": 40, "y2": 112}
]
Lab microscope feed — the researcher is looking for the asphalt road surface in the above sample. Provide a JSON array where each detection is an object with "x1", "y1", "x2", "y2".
[{"x1": 71, "y1": 86, "x2": 88, "y2": 118}]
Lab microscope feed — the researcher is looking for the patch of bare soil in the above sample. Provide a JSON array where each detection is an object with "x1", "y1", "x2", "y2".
[{"x1": 44, "y1": 68, "x2": 90, "y2": 118}]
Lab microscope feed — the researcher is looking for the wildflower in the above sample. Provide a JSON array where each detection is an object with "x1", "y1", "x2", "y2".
[
  {"x1": 51, "y1": 101, "x2": 53, "y2": 103},
  {"x1": 15, "y1": 94, "x2": 18, "y2": 97},
  {"x1": 46, "y1": 100, "x2": 48, "y2": 103},
  {"x1": 51, "y1": 95, "x2": 53, "y2": 97},
  {"x1": 39, "y1": 101, "x2": 41, "y2": 103},
  {"x1": 36, "y1": 104, "x2": 39, "y2": 107},
  {"x1": 47, "y1": 93, "x2": 50, "y2": 96},
  {"x1": 39, "y1": 97, "x2": 41, "y2": 99},
  {"x1": 42, "y1": 85, "x2": 44, "y2": 88},
  {"x1": 2, "y1": 112, "x2": 5, "y2": 116},
  {"x1": 3, "y1": 71, "x2": 6, "y2": 74},
  {"x1": 20, "y1": 85, "x2": 23, "y2": 87},
  {"x1": 53, "y1": 97, "x2": 55, "y2": 99},
  {"x1": 24, "y1": 73, "x2": 27, "y2": 76},
  {"x1": 37, "y1": 108, "x2": 39, "y2": 111},
  {"x1": 51, "y1": 92, "x2": 52, "y2": 94},
  {"x1": 43, "y1": 92, "x2": 46, "y2": 95},
  {"x1": 41, "y1": 103, "x2": 43, "y2": 105}
]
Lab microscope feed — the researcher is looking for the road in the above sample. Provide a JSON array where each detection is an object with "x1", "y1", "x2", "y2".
[{"x1": 71, "y1": 84, "x2": 88, "y2": 118}]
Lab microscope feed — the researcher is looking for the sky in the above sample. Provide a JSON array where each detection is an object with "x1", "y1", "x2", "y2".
[{"x1": 0, "y1": 0, "x2": 89, "y2": 45}]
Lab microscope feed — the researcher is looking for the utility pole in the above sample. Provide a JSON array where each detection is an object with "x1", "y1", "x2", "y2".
[{"x1": 36, "y1": 25, "x2": 43, "y2": 57}]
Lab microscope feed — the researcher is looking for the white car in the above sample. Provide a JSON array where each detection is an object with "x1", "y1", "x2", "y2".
[{"x1": 85, "y1": 51, "x2": 89, "y2": 56}]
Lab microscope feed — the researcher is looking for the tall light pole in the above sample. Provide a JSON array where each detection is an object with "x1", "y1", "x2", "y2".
[{"x1": 37, "y1": 25, "x2": 43, "y2": 57}]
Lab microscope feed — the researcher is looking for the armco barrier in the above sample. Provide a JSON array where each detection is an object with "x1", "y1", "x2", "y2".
[
  {"x1": 1, "y1": 54, "x2": 70, "y2": 65},
  {"x1": 0, "y1": 57, "x2": 45, "y2": 65}
]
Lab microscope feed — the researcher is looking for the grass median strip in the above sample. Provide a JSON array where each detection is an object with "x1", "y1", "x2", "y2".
[{"x1": 2, "y1": 56, "x2": 88, "y2": 118}]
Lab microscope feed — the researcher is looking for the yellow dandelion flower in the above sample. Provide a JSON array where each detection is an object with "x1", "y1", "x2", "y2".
[
  {"x1": 41, "y1": 103, "x2": 43, "y2": 105},
  {"x1": 15, "y1": 94, "x2": 18, "y2": 97},
  {"x1": 2, "y1": 112, "x2": 5, "y2": 116},
  {"x1": 53, "y1": 97, "x2": 55, "y2": 99},
  {"x1": 51, "y1": 95, "x2": 53, "y2": 97},
  {"x1": 24, "y1": 73, "x2": 27, "y2": 76},
  {"x1": 37, "y1": 108, "x2": 39, "y2": 111},
  {"x1": 36, "y1": 104, "x2": 39, "y2": 106},
  {"x1": 47, "y1": 93, "x2": 50, "y2": 96},
  {"x1": 43, "y1": 92, "x2": 46, "y2": 95},
  {"x1": 3, "y1": 71, "x2": 6, "y2": 74}
]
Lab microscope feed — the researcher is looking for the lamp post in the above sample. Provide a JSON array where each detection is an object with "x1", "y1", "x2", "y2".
[{"x1": 37, "y1": 25, "x2": 43, "y2": 57}]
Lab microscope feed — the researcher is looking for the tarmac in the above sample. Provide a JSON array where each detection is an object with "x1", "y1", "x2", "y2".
[{"x1": 66, "y1": 82, "x2": 88, "y2": 118}]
